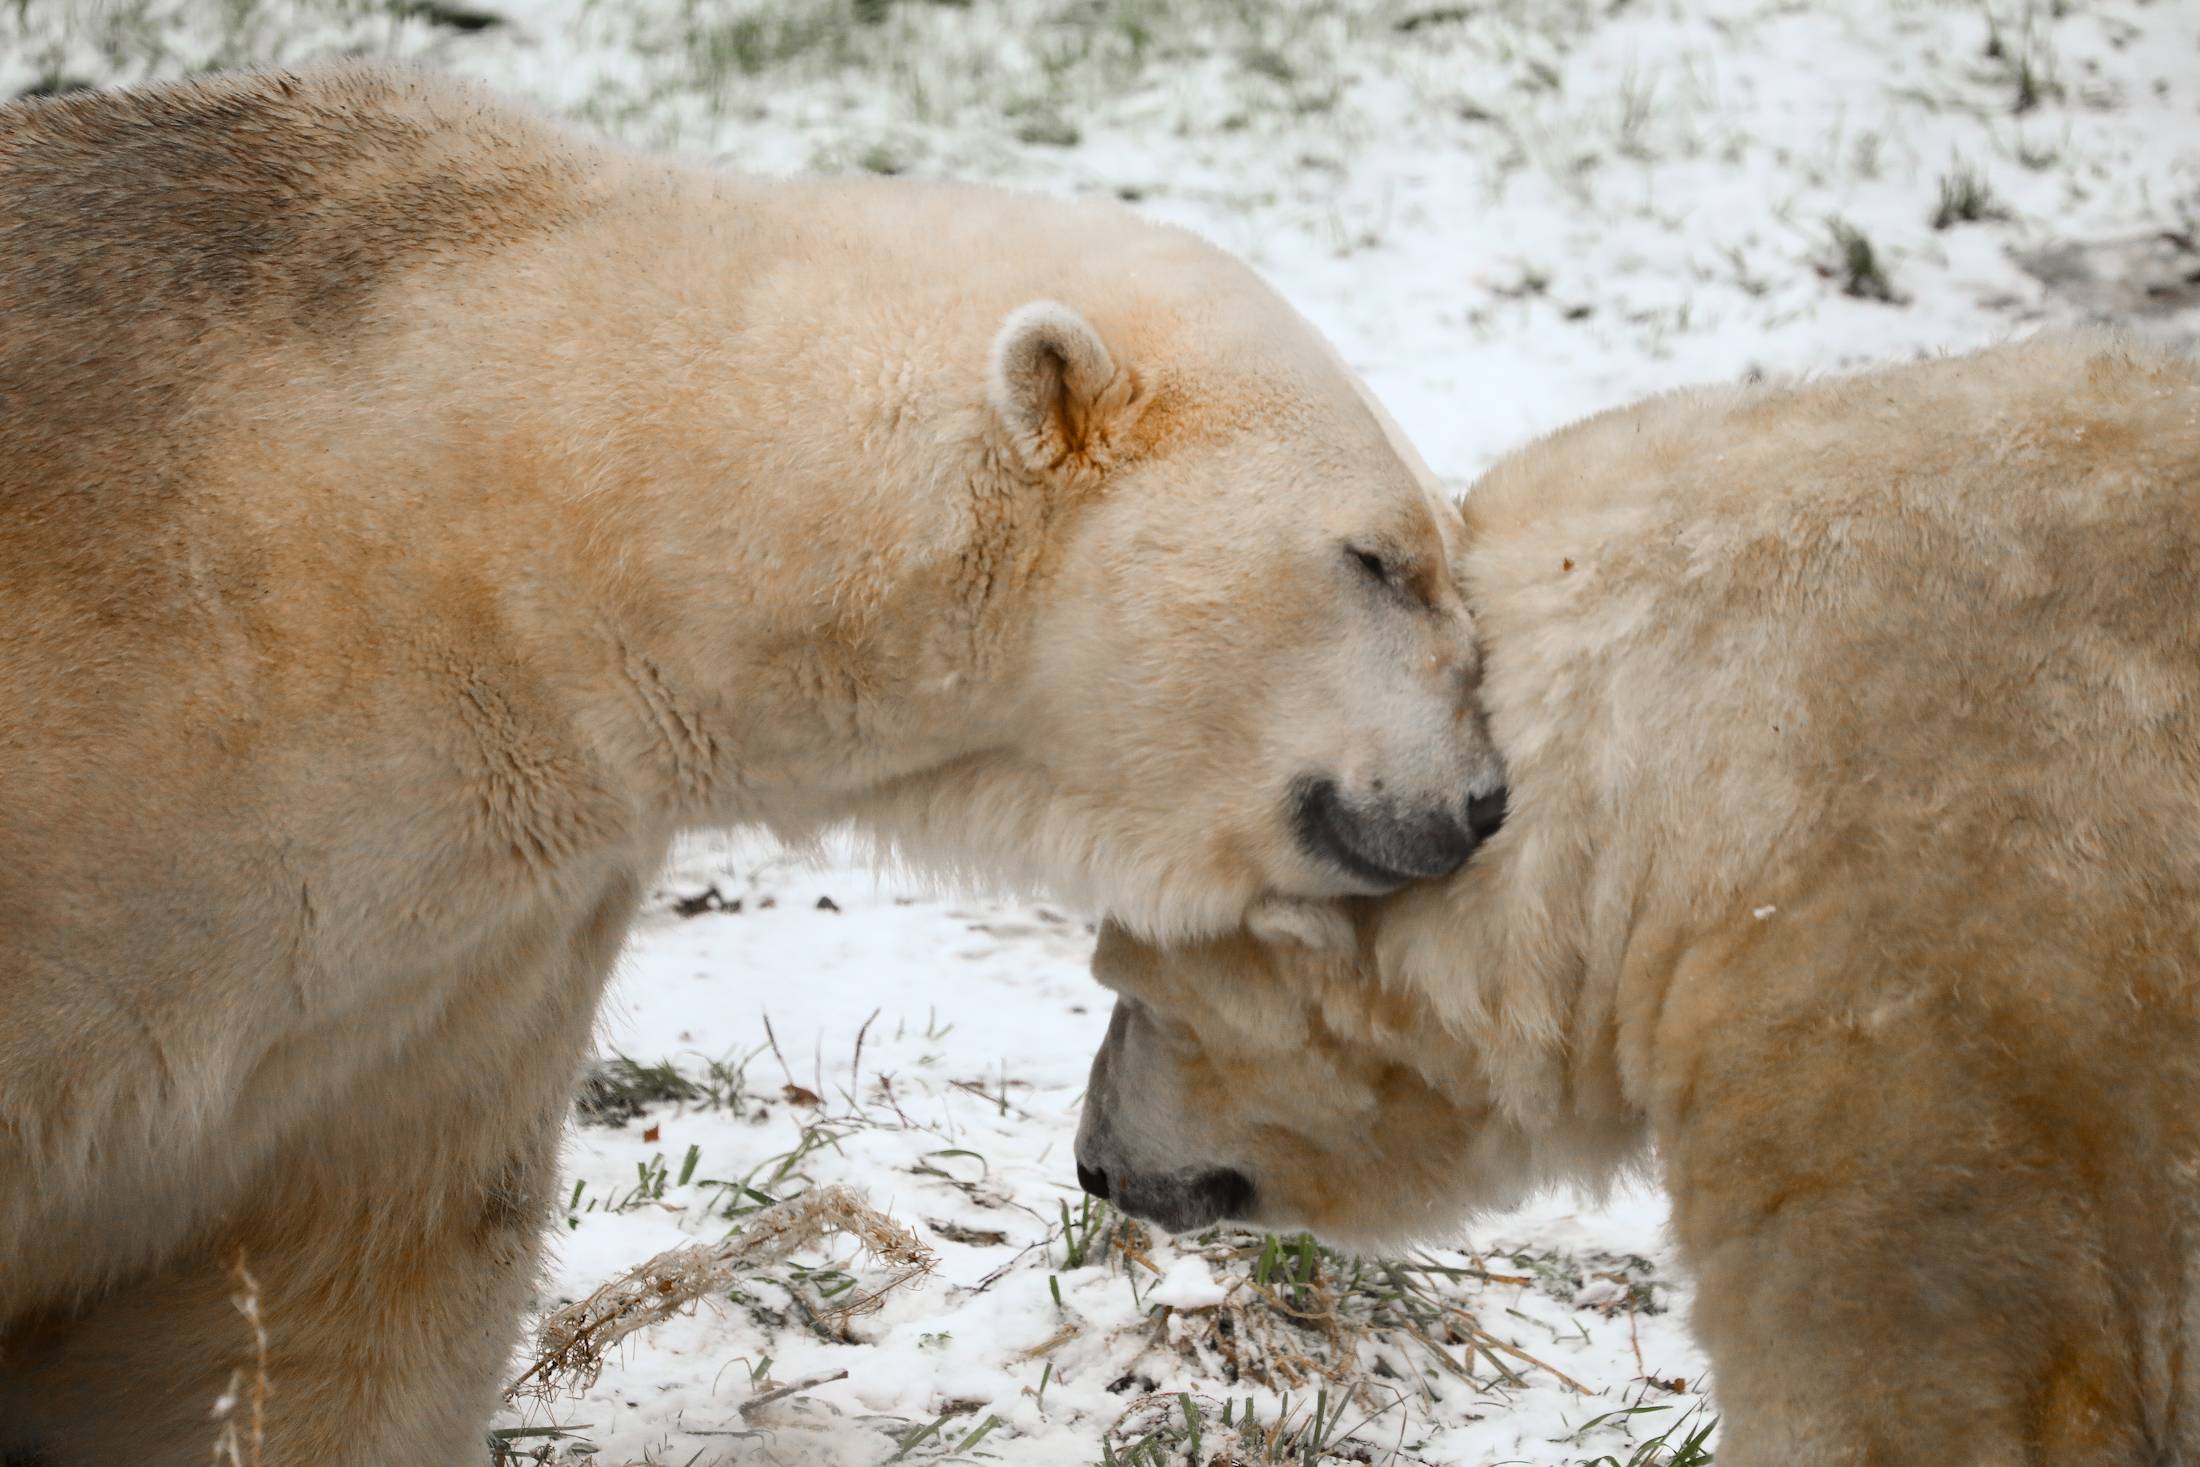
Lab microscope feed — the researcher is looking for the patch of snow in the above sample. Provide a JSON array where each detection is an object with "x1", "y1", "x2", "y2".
[{"x1": 1144, "y1": 1257, "x2": 1233, "y2": 1313}]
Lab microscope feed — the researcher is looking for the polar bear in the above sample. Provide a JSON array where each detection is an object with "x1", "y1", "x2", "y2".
[
  {"x1": 1075, "y1": 333, "x2": 2200, "y2": 1465},
  {"x1": 0, "y1": 67, "x2": 1507, "y2": 1462}
]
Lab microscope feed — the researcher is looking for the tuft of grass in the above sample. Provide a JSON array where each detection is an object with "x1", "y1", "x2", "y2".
[
  {"x1": 1614, "y1": 66, "x2": 1656, "y2": 160},
  {"x1": 15, "y1": 72, "x2": 94, "y2": 99},
  {"x1": 687, "y1": 8, "x2": 839, "y2": 84},
  {"x1": 2009, "y1": 48, "x2": 2053, "y2": 114},
  {"x1": 1822, "y1": 217, "x2": 1900, "y2": 303},
  {"x1": 388, "y1": 0, "x2": 502, "y2": 31},
  {"x1": 574, "y1": 1054, "x2": 702, "y2": 1126},
  {"x1": 856, "y1": 139, "x2": 910, "y2": 175},
  {"x1": 1014, "y1": 113, "x2": 1082, "y2": 147},
  {"x1": 1574, "y1": 1402, "x2": 1719, "y2": 1465},
  {"x1": 890, "y1": 1411, "x2": 953, "y2": 1461},
  {"x1": 1240, "y1": 45, "x2": 1297, "y2": 84},
  {"x1": 1982, "y1": 8, "x2": 2060, "y2": 116},
  {"x1": 1090, "y1": 1227, "x2": 1611, "y2": 1463},
  {"x1": 1931, "y1": 166, "x2": 2009, "y2": 229},
  {"x1": 486, "y1": 1422, "x2": 598, "y2": 1465},
  {"x1": 956, "y1": 1414, "x2": 1004, "y2": 1455},
  {"x1": 1100, "y1": 1383, "x2": 1397, "y2": 1466},
  {"x1": 575, "y1": 1048, "x2": 766, "y2": 1127},
  {"x1": 518, "y1": 1184, "x2": 934, "y2": 1402},
  {"x1": 1058, "y1": 1195, "x2": 1108, "y2": 1269}
]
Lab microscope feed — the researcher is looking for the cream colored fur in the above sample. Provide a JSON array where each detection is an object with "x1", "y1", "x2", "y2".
[
  {"x1": 0, "y1": 66, "x2": 1493, "y2": 1462},
  {"x1": 1084, "y1": 332, "x2": 2200, "y2": 1464}
]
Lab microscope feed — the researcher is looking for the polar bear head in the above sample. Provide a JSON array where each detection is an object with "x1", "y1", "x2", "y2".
[
  {"x1": 1068, "y1": 912, "x2": 1645, "y2": 1245},
  {"x1": 842, "y1": 224, "x2": 1507, "y2": 941},
  {"x1": 1067, "y1": 920, "x2": 1524, "y2": 1244}
]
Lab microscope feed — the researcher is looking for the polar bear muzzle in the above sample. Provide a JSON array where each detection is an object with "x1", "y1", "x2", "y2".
[
  {"x1": 1074, "y1": 1157, "x2": 1255, "y2": 1235},
  {"x1": 1072, "y1": 997, "x2": 1266, "y2": 1233},
  {"x1": 1289, "y1": 773, "x2": 1506, "y2": 889}
]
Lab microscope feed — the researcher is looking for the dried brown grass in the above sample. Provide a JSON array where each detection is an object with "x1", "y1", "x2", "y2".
[
  {"x1": 508, "y1": 1183, "x2": 934, "y2": 1401},
  {"x1": 1121, "y1": 1222, "x2": 1588, "y2": 1413}
]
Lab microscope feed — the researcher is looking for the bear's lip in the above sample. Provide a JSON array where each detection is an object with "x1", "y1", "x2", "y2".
[
  {"x1": 1289, "y1": 776, "x2": 1475, "y2": 890},
  {"x1": 1106, "y1": 1166, "x2": 1258, "y2": 1234}
]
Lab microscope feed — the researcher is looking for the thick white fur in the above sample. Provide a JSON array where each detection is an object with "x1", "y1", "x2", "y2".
[{"x1": 0, "y1": 66, "x2": 1494, "y2": 1461}]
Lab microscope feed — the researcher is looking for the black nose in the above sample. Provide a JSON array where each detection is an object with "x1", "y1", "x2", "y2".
[
  {"x1": 1466, "y1": 785, "x2": 1507, "y2": 844},
  {"x1": 1291, "y1": 777, "x2": 1478, "y2": 889},
  {"x1": 1076, "y1": 1161, "x2": 1111, "y2": 1201}
]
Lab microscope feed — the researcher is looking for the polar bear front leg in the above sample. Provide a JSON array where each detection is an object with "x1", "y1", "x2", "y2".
[
  {"x1": 3, "y1": 876, "x2": 638, "y2": 1465},
  {"x1": 1, "y1": 1094, "x2": 565, "y2": 1466},
  {"x1": 243, "y1": 1108, "x2": 564, "y2": 1464},
  {"x1": 1663, "y1": 975, "x2": 2152, "y2": 1467}
]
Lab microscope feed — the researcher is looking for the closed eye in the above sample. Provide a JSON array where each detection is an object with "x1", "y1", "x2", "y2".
[
  {"x1": 1344, "y1": 541, "x2": 1438, "y2": 611},
  {"x1": 1346, "y1": 544, "x2": 1394, "y2": 587}
]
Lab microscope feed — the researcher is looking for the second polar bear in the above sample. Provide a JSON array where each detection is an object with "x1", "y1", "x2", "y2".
[{"x1": 1077, "y1": 333, "x2": 2200, "y2": 1464}]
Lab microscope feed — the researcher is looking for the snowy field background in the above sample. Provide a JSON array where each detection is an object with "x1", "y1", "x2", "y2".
[{"x1": 9, "y1": 1, "x2": 2198, "y2": 1462}]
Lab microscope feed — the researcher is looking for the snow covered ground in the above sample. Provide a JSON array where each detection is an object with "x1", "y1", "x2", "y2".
[
  {"x1": 10, "y1": 0, "x2": 2197, "y2": 1461},
  {"x1": 516, "y1": 838, "x2": 1706, "y2": 1466}
]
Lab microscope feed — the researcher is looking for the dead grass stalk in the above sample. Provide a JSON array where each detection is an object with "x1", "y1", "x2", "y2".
[{"x1": 508, "y1": 1184, "x2": 934, "y2": 1401}]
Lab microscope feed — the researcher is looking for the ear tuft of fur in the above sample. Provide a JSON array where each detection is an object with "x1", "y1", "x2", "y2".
[{"x1": 987, "y1": 300, "x2": 1140, "y2": 475}]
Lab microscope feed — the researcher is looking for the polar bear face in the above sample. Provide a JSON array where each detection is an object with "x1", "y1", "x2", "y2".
[
  {"x1": 957, "y1": 296, "x2": 1508, "y2": 941},
  {"x1": 1068, "y1": 920, "x2": 1540, "y2": 1245}
]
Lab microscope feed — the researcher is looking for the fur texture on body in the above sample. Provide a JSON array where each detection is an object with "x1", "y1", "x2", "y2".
[
  {"x1": 1077, "y1": 333, "x2": 2200, "y2": 1464},
  {"x1": 0, "y1": 67, "x2": 1501, "y2": 1461}
]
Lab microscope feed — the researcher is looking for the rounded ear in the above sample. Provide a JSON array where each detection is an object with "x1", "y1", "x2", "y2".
[{"x1": 987, "y1": 299, "x2": 1142, "y2": 475}]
